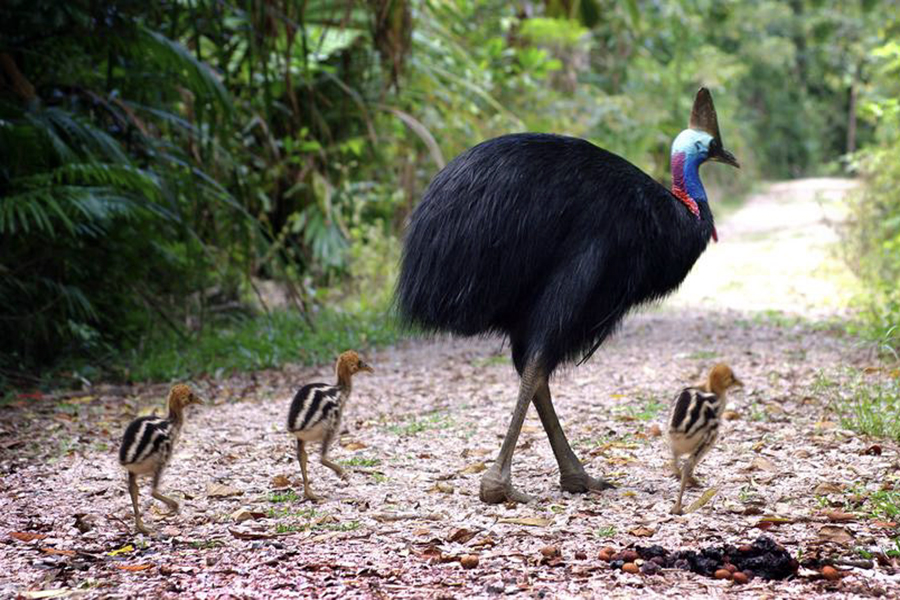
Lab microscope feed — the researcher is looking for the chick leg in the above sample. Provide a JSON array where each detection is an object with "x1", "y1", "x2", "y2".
[
  {"x1": 296, "y1": 440, "x2": 321, "y2": 502},
  {"x1": 480, "y1": 360, "x2": 541, "y2": 504},
  {"x1": 671, "y1": 453, "x2": 700, "y2": 515},
  {"x1": 533, "y1": 379, "x2": 615, "y2": 493},
  {"x1": 128, "y1": 473, "x2": 150, "y2": 535},
  {"x1": 151, "y1": 469, "x2": 179, "y2": 513},
  {"x1": 320, "y1": 428, "x2": 347, "y2": 481}
]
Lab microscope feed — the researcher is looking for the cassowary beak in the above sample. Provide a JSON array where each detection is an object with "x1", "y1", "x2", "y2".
[{"x1": 710, "y1": 147, "x2": 740, "y2": 169}]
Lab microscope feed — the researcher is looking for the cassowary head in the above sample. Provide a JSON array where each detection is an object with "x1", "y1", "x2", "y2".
[
  {"x1": 707, "y1": 363, "x2": 743, "y2": 397},
  {"x1": 671, "y1": 88, "x2": 740, "y2": 206},
  {"x1": 167, "y1": 384, "x2": 203, "y2": 411}
]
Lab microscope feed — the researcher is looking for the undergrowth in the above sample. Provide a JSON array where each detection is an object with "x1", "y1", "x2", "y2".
[
  {"x1": 124, "y1": 306, "x2": 404, "y2": 383},
  {"x1": 815, "y1": 369, "x2": 900, "y2": 441}
]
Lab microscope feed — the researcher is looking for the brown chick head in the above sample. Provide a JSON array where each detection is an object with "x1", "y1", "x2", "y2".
[
  {"x1": 336, "y1": 350, "x2": 374, "y2": 379},
  {"x1": 707, "y1": 363, "x2": 743, "y2": 396},
  {"x1": 167, "y1": 384, "x2": 203, "y2": 410}
]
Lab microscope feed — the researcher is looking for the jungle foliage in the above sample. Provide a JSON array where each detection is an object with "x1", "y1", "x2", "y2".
[{"x1": 1, "y1": 0, "x2": 898, "y2": 386}]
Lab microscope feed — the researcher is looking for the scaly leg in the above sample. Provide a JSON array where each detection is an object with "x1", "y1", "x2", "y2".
[
  {"x1": 296, "y1": 440, "x2": 321, "y2": 502},
  {"x1": 320, "y1": 427, "x2": 347, "y2": 481},
  {"x1": 532, "y1": 379, "x2": 615, "y2": 493},
  {"x1": 479, "y1": 360, "x2": 541, "y2": 504},
  {"x1": 671, "y1": 453, "x2": 700, "y2": 515},
  {"x1": 151, "y1": 469, "x2": 179, "y2": 513},
  {"x1": 128, "y1": 473, "x2": 150, "y2": 535}
]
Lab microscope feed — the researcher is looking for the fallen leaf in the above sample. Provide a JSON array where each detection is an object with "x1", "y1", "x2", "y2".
[
  {"x1": 822, "y1": 510, "x2": 855, "y2": 522},
  {"x1": 40, "y1": 547, "x2": 76, "y2": 556},
  {"x1": 448, "y1": 528, "x2": 477, "y2": 544},
  {"x1": 722, "y1": 410, "x2": 741, "y2": 421},
  {"x1": 228, "y1": 527, "x2": 275, "y2": 540},
  {"x1": 815, "y1": 420, "x2": 836, "y2": 430},
  {"x1": 684, "y1": 487, "x2": 719, "y2": 513},
  {"x1": 521, "y1": 425, "x2": 540, "y2": 434},
  {"x1": 628, "y1": 526, "x2": 655, "y2": 537},
  {"x1": 10, "y1": 531, "x2": 47, "y2": 542},
  {"x1": 818, "y1": 525, "x2": 855, "y2": 545},
  {"x1": 231, "y1": 508, "x2": 266, "y2": 523},
  {"x1": 497, "y1": 517, "x2": 551, "y2": 527},
  {"x1": 21, "y1": 591, "x2": 72, "y2": 599},
  {"x1": 115, "y1": 563, "x2": 154, "y2": 572},
  {"x1": 108, "y1": 544, "x2": 134, "y2": 557},
  {"x1": 748, "y1": 456, "x2": 778, "y2": 472},
  {"x1": 207, "y1": 483, "x2": 243, "y2": 498},
  {"x1": 872, "y1": 521, "x2": 897, "y2": 529},
  {"x1": 814, "y1": 482, "x2": 844, "y2": 496},
  {"x1": 271, "y1": 475, "x2": 291, "y2": 488},
  {"x1": 459, "y1": 462, "x2": 486, "y2": 475},
  {"x1": 647, "y1": 424, "x2": 662, "y2": 437},
  {"x1": 342, "y1": 441, "x2": 367, "y2": 451},
  {"x1": 429, "y1": 482, "x2": 454, "y2": 494}
]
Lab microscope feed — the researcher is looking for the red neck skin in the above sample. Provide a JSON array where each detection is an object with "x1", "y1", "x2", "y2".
[{"x1": 671, "y1": 152, "x2": 718, "y2": 243}]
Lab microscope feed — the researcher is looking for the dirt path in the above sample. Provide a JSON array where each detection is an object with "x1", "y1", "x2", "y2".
[{"x1": 2, "y1": 179, "x2": 898, "y2": 599}]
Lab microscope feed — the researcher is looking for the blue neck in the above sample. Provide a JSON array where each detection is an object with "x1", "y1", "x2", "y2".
[{"x1": 672, "y1": 151, "x2": 707, "y2": 203}]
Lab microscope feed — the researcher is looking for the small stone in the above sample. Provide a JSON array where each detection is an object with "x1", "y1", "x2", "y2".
[
  {"x1": 722, "y1": 410, "x2": 741, "y2": 421},
  {"x1": 640, "y1": 561, "x2": 660, "y2": 575},
  {"x1": 460, "y1": 555, "x2": 479, "y2": 569},
  {"x1": 575, "y1": 551, "x2": 587, "y2": 560},
  {"x1": 622, "y1": 562, "x2": 640, "y2": 574},
  {"x1": 822, "y1": 565, "x2": 840, "y2": 580},
  {"x1": 732, "y1": 571, "x2": 749, "y2": 584},
  {"x1": 616, "y1": 550, "x2": 639, "y2": 563},
  {"x1": 737, "y1": 544, "x2": 752, "y2": 553},
  {"x1": 714, "y1": 569, "x2": 732, "y2": 580},
  {"x1": 540, "y1": 545, "x2": 560, "y2": 558},
  {"x1": 723, "y1": 563, "x2": 737, "y2": 573},
  {"x1": 598, "y1": 549, "x2": 614, "y2": 562}
]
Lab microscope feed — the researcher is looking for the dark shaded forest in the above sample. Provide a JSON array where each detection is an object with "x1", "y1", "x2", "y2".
[{"x1": 1, "y1": 0, "x2": 899, "y2": 390}]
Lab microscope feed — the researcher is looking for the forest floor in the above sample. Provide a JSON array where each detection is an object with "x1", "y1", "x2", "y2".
[{"x1": 3, "y1": 178, "x2": 899, "y2": 599}]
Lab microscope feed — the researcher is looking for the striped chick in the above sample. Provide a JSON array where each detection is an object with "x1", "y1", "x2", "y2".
[
  {"x1": 287, "y1": 350, "x2": 374, "y2": 502},
  {"x1": 118, "y1": 384, "x2": 203, "y2": 534},
  {"x1": 668, "y1": 363, "x2": 742, "y2": 515}
]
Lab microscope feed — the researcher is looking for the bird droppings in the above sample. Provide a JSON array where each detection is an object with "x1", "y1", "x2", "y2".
[{"x1": 602, "y1": 536, "x2": 799, "y2": 581}]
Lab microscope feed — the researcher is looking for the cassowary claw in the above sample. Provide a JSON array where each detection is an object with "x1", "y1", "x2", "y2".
[
  {"x1": 560, "y1": 472, "x2": 616, "y2": 494},
  {"x1": 479, "y1": 468, "x2": 534, "y2": 504}
]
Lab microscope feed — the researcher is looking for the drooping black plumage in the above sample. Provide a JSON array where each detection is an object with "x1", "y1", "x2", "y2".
[
  {"x1": 396, "y1": 88, "x2": 739, "y2": 504},
  {"x1": 398, "y1": 132, "x2": 713, "y2": 375}
]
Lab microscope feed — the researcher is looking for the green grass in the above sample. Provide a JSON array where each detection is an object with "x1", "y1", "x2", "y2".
[
  {"x1": 267, "y1": 489, "x2": 301, "y2": 504},
  {"x1": 617, "y1": 395, "x2": 666, "y2": 421},
  {"x1": 834, "y1": 377, "x2": 900, "y2": 441},
  {"x1": 340, "y1": 456, "x2": 382, "y2": 467},
  {"x1": 386, "y1": 411, "x2": 455, "y2": 436},
  {"x1": 123, "y1": 306, "x2": 405, "y2": 382},
  {"x1": 594, "y1": 525, "x2": 617, "y2": 539},
  {"x1": 867, "y1": 490, "x2": 900, "y2": 521}
]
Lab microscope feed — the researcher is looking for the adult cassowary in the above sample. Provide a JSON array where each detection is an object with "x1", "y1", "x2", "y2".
[{"x1": 397, "y1": 88, "x2": 739, "y2": 503}]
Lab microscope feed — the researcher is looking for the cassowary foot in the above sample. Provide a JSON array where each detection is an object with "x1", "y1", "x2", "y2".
[
  {"x1": 560, "y1": 472, "x2": 616, "y2": 494},
  {"x1": 479, "y1": 469, "x2": 534, "y2": 504}
]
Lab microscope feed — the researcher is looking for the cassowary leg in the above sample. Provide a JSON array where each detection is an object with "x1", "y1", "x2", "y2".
[
  {"x1": 480, "y1": 360, "x2": 542, "y2": 504},
  {"x1": 533, "y1": 380, "x2": 615, "y2": 493},
  {"x1": 128, "y1": 473, "x2": 150, "y2": 535},
  {"x1": 151, "y1": 468, "x2": 180, "y2": 514}
]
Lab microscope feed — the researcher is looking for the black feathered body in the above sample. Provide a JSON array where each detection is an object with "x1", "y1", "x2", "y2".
[
  {"x1": 287, "y1": 383, "x2": 346, "y2": 448},
  {"x1": 397, "y1": 133, "x2": 714, "y2": 375},
  {"x1": 119, "y1": 415, "x2": 179, "y2": 476},
  {"x1": 668, "y1": 387, "x2": 722, "y2": 459}
]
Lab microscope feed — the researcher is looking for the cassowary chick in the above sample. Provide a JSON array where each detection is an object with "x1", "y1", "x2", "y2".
[
  {"x1": 668, "y1": 363, "x2": 742, "y2": 515},
  {"x1": 287, "y1": 350, "x2": 374, "y2": 502},
  {"x1": 118, "y1": 384, "x2": 203, "y2": 534}
]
